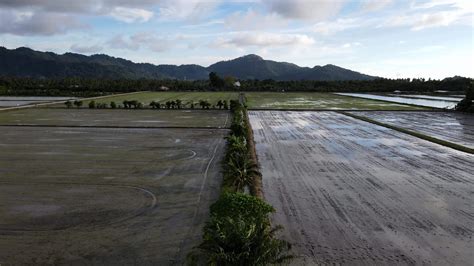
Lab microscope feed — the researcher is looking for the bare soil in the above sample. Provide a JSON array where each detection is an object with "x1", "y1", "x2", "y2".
[
  {"x1": 0, "y1": 108, "x2": 230, "y2": 128},
  {"x1": 249, "y1": 111, "x2": 474, "y2": 265},
  {"x1": 0, "y1": 110, "x2": 229, "y2": 265}
]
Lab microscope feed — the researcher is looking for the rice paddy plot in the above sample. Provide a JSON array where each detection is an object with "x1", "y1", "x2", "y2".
[
  {"x1": 349, "y1": 111, "x2": 474, "y2": 149},
  {"x1": 0, "y1": 96, "x2": 77, "y2": 108},
  {"x1": 245, "y1": 92, "x2": 426, "y2": 110},
  {"x1": 0, "y1": 108, "x2": 231, "y2": 128},
  {"x1": 0, "y1": 108, "x2": 228, "y2": 265},
  {"x1": 249, "y1": 110, "x2": 474, "y2": 265}
]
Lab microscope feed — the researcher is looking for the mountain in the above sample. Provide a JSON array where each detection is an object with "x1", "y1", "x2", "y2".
[{"x1": 0, "y1": 47, "x2": 376, "y2": 81}]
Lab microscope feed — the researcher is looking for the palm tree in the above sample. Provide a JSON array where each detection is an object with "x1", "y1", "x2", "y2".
[{"x1": 73, "y1": 100, "x2": 83, "y2": 108}]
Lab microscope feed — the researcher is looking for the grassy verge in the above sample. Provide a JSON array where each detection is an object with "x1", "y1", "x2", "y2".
[
  {"x1": 340, "y1": 111, "x2": 474, "y2": 154},
  {"x1": 188, "y1": 98, "x2": 293, "y2": 265}
]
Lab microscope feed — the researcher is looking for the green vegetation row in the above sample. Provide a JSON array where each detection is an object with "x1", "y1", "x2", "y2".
[
  {"x1": 341, "y1": 111, "x2": 474, "y2": 154},
  {"x1": 188, "y1": 98, "x2": 293, "y2": 265},
  {"x1": 64, "y1": 99, "x2": 230, "y2": 110},
  {"x1": 1, "y1": 76, "x2": 471, "y2": 97}
]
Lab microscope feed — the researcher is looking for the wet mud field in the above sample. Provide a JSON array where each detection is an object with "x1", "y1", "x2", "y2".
[
  {"x1": 349, "y1": 111, "x2": 474, "y2": 149},
  {"x1": 249, "y1": 111, "x2": 473, "y2": 265},
  {"x1": 0, "y1": 109, "x2": 229, "y2": 265},
  {"x1": 0, "y1": 108, "x2": 230, "y2": 128},
  {"x1": 245, "y1": 92, "x2": 426, "y2": 110}
]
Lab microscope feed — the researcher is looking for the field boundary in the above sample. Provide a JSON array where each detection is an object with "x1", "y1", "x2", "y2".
[
  {"x1": 247, "y1": 108, "x2": 442, "y2": 112},
  {"x1": 0, "y1": 91, "x2": 148, "y2": 112},
  {"x1": 339, "y1": 111, "x2": 474, "y2": 154}
]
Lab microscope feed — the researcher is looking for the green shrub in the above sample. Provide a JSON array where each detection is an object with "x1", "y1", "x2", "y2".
[
  {"x1": 455, "y1": 84, "x2": 473, "y2": 113},
  {"x1": 210, "y1": 193, "x2": 273, "y2": 223},
  {"x1": 88, "y1": 100, "x2": 96, "y2": 109},
  {"x1": 191, "y1": 193, "x2": 293, "y2": 265}
]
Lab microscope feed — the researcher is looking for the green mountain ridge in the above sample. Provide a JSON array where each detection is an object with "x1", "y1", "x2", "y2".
[{"x1": 0, "y1": 47, "x2": 376, "y2": 81}]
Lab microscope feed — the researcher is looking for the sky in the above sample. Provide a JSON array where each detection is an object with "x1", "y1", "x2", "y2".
[{"x1": 0, "y1": 0, "x2": 473, "y2": 79}]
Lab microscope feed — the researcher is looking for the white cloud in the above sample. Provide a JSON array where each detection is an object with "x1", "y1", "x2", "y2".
[
  {"x1": 130, "y1": 32, "x2": 171, "y2": 52},
  {"x1": 360, "y1": 0, "x2": 392, "y2": 12},
  {"x1": 342, "y1": 42, "x2": 361, "y2": 48},
  {"x1": 0, "y1": 0, "x2": 221, "y2": 35},
  {"x1": 107, "y1": 35, "x2": 140, "y2": 50},
  {"x1": 379, "y1": 0, "x2": 474, "y2": 31},
  {"x1": 109, "y1": 7, "x2": 153, "y2": 23},
  {"x1": 70, "y1": 44, "x2": 103, "y2": 53},
  {"x1": 382, "y1": 5, "x2": 472, "y2": 31},
  {"x1": 158, "y1": 0, "x2": 219, "y2": 20},
  {"x1": 215, "y1": 32, "x2": 315, "y2": 48},
  {"x1": 262, "y1": 0, "x2": 345, "y2": 21},
  {"x1": 225, "y1": 9, "x2": 287, "y2": 30},
  {"x1": 410, "y1": 0, "x2": 472, "y2": 11},
  {"x1": 107, "y1": 32, "x2": 172, "y2": 52},
  {"x1": 0, "y1": 9, "x2": 85, "y2": 35},
  {"x1": 312, "y1": 18, "x2": 361, "y2": 35}
]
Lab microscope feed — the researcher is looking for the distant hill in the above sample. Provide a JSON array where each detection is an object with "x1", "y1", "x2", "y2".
[{"x1": 0, "y1": 47, "x2": 376, "y2": 81}]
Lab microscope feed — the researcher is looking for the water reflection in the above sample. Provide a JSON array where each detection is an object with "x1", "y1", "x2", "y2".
[{"x1": 336, "y1": 93, "x2": 459, "y2": 109}]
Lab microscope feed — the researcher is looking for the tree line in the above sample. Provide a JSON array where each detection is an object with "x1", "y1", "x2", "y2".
[
  {"x1": 65, "y1": 99, "x2": 229, "y2": 110},
  {"x1": 1, "y1": 75, "x2": 471, "y2": 97}
]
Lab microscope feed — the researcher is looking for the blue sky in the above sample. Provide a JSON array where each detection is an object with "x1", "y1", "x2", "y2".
[{"x1": 0, "y1": 0, "x2": 472, "y2": 79}]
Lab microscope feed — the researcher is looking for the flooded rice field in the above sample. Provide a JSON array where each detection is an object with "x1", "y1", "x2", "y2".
[
  {"x1": 249, "y1": 111, "x2": 473, "y2": 265},
  {"x1": 0, "y1": 108, "x2": 230, "y2": 128},
  {"x1": 337, "y1": 93, "x2": 459, "y2": 109},
  {"x1": 245, "y1": 92, "x2": 425, "y2": 110},
  {"x1": 0, "y1": 96, "x2": 76, "y2": 108},
  {"x1": 350, "y1": 111, "x2": 474, "y2": 149},
  {"x1": 0, "y1": 110, "x2": 228, "y2": 264}
]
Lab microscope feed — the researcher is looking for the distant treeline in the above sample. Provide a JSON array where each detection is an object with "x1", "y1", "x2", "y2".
[{"x1": 0, "y1": 76, "x2": 471, "y2": 96}]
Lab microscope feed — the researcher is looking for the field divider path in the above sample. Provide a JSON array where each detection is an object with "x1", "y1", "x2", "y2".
[
  {"x1": 0, "y1": 91, "x2": 148, "y2": 112},
  {"x1": 339, "y1": 111, "x2": 474, "y2": 154}
]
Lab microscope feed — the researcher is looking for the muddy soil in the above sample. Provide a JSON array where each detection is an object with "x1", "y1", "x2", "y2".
[
  {"x1": 0, "y1": 125, "x2": 227, "y2": 265},
  {"x1": 249, "y1": 111, "x2": 473, "y2": 265},
  {"x1": 350, "y1": 111, "x2": 474, "y2": 149},
  {"x1": 0, "y1": 108, "x2": 230, "y2": 128}
]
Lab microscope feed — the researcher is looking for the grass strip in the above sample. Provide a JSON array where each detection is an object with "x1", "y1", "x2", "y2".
[{"x1": 340, "y1": 111, "x2": 474, "y2": 154}]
